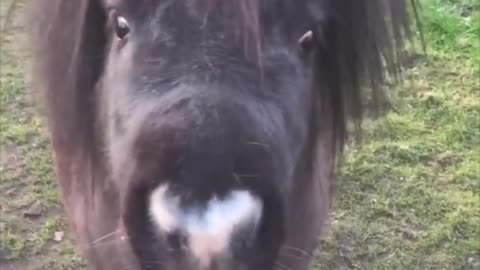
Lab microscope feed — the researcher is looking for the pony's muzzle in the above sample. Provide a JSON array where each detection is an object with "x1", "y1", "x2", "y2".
[
  {"x1": 149, "y1": 184, "x2": 263, "y2": 268},
  {"x1": 125, "y1": 92, "x2": 279, "y2": 269}
]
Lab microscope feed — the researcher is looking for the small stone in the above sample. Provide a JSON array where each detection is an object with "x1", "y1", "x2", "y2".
[{"x1": 54, "y1": 231, "x2": 64, "y2": 242}]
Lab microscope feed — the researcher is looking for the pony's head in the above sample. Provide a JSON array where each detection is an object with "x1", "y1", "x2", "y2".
[{"x1": 31, "y1": 0, "x2": 416, "y2": 269}]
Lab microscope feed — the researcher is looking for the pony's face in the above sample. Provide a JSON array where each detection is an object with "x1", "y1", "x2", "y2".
[
  {"x1": 32, "y1": 0, "x2": 414, "y2": 268},
  {"x1": 100, "y1": 0, "x2": 313, "y2": 269}
]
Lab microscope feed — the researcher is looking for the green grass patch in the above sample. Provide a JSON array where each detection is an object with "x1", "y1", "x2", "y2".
[
  {"x1": 420, "y1": 0, "x2": 480, "y2": 63},
  {"x1": 316, "y1": 1, "x2": 480, "y2": 269},
  {"x1": 0, "y1": 1, "x2": 73, "y2": 266}
]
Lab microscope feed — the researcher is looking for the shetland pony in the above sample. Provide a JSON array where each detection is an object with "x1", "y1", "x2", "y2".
[{"x1": 30, "y1": 1, "x2": 416, "y2": 269}]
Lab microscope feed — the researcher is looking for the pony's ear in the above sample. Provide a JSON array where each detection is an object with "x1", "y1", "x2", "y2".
[
  {"x1": 30, "y1": 0, "x2": 108, "y2": 154},
  {"x1": 308, "y1": 0, "x2": 420, "y2": 151}
]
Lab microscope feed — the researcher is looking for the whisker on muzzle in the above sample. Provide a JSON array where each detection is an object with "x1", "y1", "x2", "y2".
[
  {"x1": 280, "y1": 245, "x2": 313, "y2": 259},
  {"x1": 89, "y1": 230, "x2": 123, "y2": 249}
]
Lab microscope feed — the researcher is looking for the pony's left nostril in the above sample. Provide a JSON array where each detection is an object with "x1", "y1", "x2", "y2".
[{"x1": 166, "y1": 231, "x2": 189, "y2": 251}]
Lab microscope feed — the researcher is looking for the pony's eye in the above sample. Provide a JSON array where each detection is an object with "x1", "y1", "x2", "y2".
[
  {"x1": 114, "y1": 15, "x2": 130, "y2": 40},
  {"x1": 298, "y1": 30, "x2": 314, "y2": 52}
]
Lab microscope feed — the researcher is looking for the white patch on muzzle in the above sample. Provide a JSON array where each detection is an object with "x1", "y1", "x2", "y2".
[{"x1": 149, "y1": 184, "x2": 263, "y2": 267}]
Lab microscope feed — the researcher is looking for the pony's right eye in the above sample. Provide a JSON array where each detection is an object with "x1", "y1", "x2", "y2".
[
  {"x1": 114, "y1": 14, "x2": 130, "y2": 40},
  {"x1": 298, "y1": 30, "x2": 314, "y2": 53}
]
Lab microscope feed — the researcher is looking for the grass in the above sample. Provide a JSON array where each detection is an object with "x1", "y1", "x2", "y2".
[
  {"x1": 0, "y1": 1, "x2": 86, "y2": 269},
  {"x1": 315, "y1": 0, "x2": 480, "y2": 269},
  {"x1": 0, "y1": 0, "x2": 478, "y2": 269}
]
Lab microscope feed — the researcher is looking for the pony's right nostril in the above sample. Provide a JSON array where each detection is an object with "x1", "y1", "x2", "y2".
[{"x1": 166, "y1": 231, "x2": 189, "y2": 251}]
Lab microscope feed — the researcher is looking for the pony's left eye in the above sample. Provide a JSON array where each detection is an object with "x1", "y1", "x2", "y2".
[{"x1": 114, "y1": 15, "x2": 130, "y2": 40}]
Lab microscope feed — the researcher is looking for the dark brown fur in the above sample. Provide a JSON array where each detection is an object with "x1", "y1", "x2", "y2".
[{"x1": 29, "y1": 1, "x2": 418, "y2": 269}]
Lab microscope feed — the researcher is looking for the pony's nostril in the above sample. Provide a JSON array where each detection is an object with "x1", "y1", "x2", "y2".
[{"x1": 166, "y1": 231, "x2": 189, "y2": 251}]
